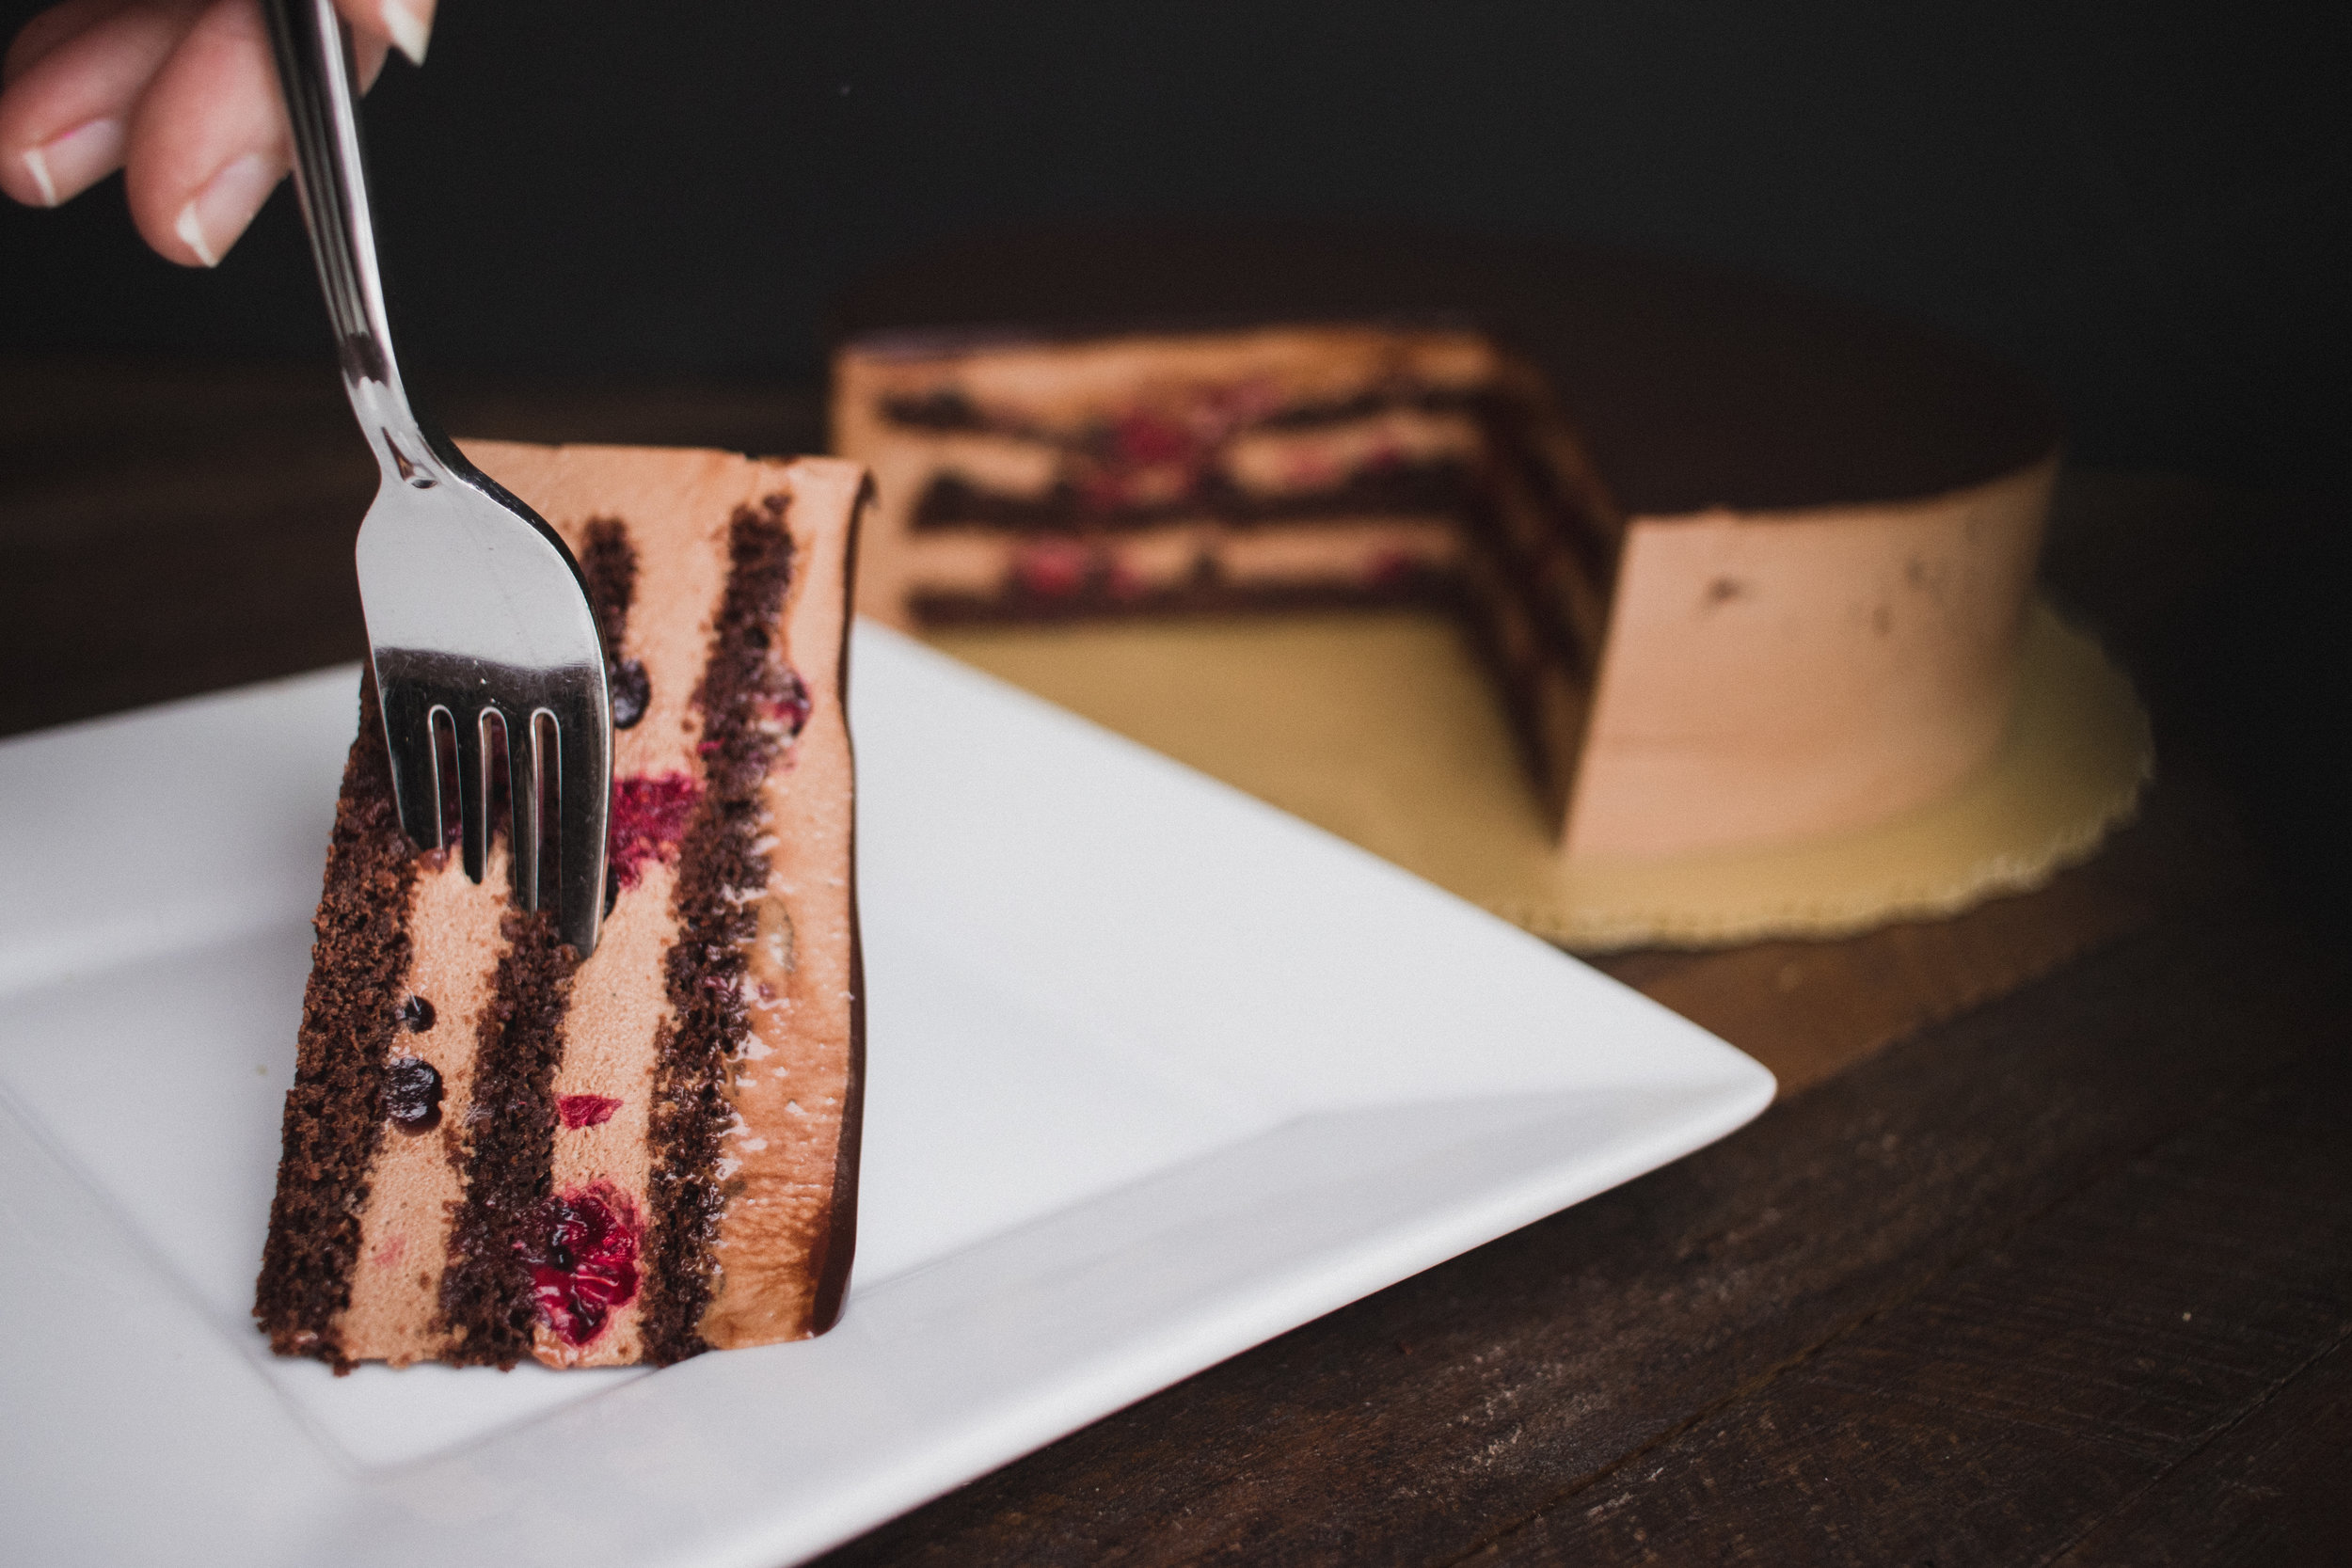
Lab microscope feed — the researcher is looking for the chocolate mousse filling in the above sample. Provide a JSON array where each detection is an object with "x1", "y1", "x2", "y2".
[
  {"x1": 641, "y1": 496, "x2": 802, "y2": 1366},
  {"x1": 253, "y1": 676, "x2": 418, "y2": 1369}
]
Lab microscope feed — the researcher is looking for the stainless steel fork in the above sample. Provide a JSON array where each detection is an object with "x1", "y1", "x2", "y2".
[{"x1": 263, "y1": 0, "x2": 611, "y2": 956}]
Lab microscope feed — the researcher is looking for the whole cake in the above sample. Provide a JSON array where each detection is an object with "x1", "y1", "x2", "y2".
[
  {"x1": 255, "y1": 442, "x2": 866, "y2": 1370},
  {"x1": 833, "y1": 229, "x2": 2058, "y2": 860}
]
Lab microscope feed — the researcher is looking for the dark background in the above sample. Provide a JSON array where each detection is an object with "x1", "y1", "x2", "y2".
[{"x1": 3, "y1": 0, "x2": 2346, "y2": 495}]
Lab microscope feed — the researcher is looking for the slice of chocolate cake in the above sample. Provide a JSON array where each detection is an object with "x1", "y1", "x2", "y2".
[
  {"x1": 832, "y1": 228, "x2": 2058, "y2": 862},
  {"x1": 256, "y1": 442, "x2": 867, "y2": 1370}
]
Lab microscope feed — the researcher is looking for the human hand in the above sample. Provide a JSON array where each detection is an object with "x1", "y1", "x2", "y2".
[{"x1": 0, "y1": 0, "x2": 430, "y2": 265}]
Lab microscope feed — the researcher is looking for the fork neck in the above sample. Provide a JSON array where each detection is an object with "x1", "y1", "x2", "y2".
[{"x1": 262, "y1": 0, "x2": 458, "y2": 495}]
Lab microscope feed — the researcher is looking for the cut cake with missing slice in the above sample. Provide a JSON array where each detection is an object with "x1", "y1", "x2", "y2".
[
  {"x1": 255, "y1": 442, "x2": 866, "y2": 1370},
  {"x1": 832, "y1": 230, "x2": 2060, "y2": 863}
]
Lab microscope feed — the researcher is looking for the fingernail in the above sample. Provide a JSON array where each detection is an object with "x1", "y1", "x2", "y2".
[
  {"x1": 22, "y1": 118, "x2": 124, "y2": 207},
  {"x1": 173, "y1": 153, "x2": 279, "y2": 267},
  {"x1": 382, "y1": 0, "x2": 432, "y2": 66}
]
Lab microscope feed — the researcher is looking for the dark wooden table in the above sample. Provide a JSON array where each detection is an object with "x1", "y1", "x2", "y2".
[{"x1": 6, "y1": 358, "x2": 2346, "y2": 1565}]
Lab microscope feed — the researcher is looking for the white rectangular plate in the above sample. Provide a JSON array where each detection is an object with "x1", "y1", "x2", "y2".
[{"x1": 0, "y1": 624, "x2": 1772, "y2": 1567}]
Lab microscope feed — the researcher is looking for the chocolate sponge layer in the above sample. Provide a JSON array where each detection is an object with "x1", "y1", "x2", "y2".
[{"x1": 253, "y1": 676, "x2": 417, "y2": 1370}]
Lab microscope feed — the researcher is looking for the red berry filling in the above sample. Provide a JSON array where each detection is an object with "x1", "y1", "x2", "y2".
[
  {"x1": 517, "y1": 1183, "x2": 642, "y2": 1347},
  {"x1": 1110, "y1": 409, "x2": 1200, "y2": 468},
  {"x1": 609, "y1": 770, "x2": 701, "y2": 889},
  {"x1": 1366, "y1": 548, "x2": 1430, "y2": 591},
  {"x1": 1013, "y1": 541, "x2": 1095, "y2": 598},
  {"x1": 558, "y1": 1093, "x2": 622, "y2": 1130},
  {"x1": 1104, "y1": 558, "x2": 1152, "y2": 602},
  {"x1": 1072, "y1": 382, "x2": 1284, "y2": 515},
  {"x1": 760, "y1": 669, "x2": 812, "y2": 736}
]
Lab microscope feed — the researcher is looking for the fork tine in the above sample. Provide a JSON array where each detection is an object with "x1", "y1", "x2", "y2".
[
  {"x1": 454, "y1": 705, "x2": 494, "y2": 885},
  {"x1": 508, "y1": 707, "x2": 548, "y2": 913},
  {"x1": 375, "y1": 678, "x2": 445, "y2": 852},
  {"x1": 552, "y1": 701, "x2": 609, "y2": 958}
]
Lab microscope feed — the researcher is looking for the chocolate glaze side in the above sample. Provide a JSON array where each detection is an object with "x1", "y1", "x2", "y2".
[
  {"x1": 832, "y1": 224, "x2": 2059, "y2": 516},
  {"x1": 434, "y1": 909, "x2": 579, "y2": 1367},
  {"x1": 640, "y1": 496, "x2": 801, "y2": 1367},
  {"x1": 807, "y1": 912, "x2": 865, "y2": 1336},
  {"x1": 803, "y1": 475, "x2": 870, "y2": 1338},
  {"x1": 253, "y1": 674, "x2": 418, "y2": 1370}
]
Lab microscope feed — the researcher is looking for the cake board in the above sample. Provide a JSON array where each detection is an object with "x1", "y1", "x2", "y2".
[{"x1": 931, "y1": 596, "x2": 2152, "y2": 951}]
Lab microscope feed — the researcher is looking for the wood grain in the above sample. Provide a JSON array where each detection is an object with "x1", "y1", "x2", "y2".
[
  {"x1": 2055, "y1": 1338, "x2": 2352, "y2": 1567},
  {"x1": 1476, "y1": 964, "x2": 2352, "y2": 1566}
]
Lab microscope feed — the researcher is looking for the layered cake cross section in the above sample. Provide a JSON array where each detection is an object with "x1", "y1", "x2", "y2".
[
  {"x1": 255, "y1": 442, "x2": 866, "y2": 1370},
  {"x1": 837, "y1": 325, "x2": 1624, "y2": 829}
]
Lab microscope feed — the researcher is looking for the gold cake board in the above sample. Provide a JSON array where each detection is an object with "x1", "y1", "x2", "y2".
[{"x1": 930, "y1": 598, "x2": 2153, "y2": 951}]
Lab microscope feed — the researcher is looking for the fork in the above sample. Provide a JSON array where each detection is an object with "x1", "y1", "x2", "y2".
[{"x1": 262, "y1": 0, "x2": 611, "y2": 957}]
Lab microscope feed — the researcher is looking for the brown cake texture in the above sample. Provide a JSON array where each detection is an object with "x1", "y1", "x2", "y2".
[
  {"x1": 832, "y1": 228, "x2": 2058, "y2": 861},
  {"x1": 255, "y1": 442, "x2": 866, "y2": 1370}
]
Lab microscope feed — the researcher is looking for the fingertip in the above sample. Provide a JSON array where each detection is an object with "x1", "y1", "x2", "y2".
[
  {"x1": 123, "y1": 0, "x2": 289, "y2": 265},
  {"x1": 379, "y1": 0, "x2": 430, "y2": 67},
  {"x1": 6, "y1": 114, "x2": 125, "y2": 206},
  {"x1": 165, "y1": 147, "x2": 281, "y2": 265},
  {"x1": 337, "y1": 0, "x2": 431, "y2": 70},
  {"x1": 9, "y1": 149, "x2": 54, "y2": 205},
  {"x1": 0, "y1": 0, "x2": 197, "y2": 208}
]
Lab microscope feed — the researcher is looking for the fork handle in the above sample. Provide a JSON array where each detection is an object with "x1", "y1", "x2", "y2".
[{"x1": 262, "y1": 0, "x2": 456, "y2": 493}]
